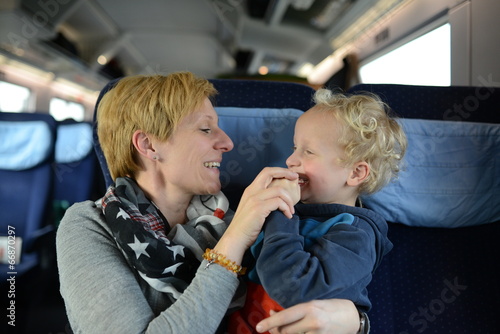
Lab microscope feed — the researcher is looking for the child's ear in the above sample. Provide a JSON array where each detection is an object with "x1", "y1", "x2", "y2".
[{"x1": 347, "y1": 161, "x2": 370, "y2": 187}]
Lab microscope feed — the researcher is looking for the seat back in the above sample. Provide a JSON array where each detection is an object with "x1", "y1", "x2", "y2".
[
  {"x1": 347, "y1": 83, "x2": 500, "y2": 123},
  {"x1": 0, "y1": 112, "x2": 57, "y2": 276},
  {"x1": 92, "y1": 78, "x2": 121, "y2": 189},
  {"x1": 53, "y1": 120, "x2": 98, "y2": 223},
  {"x1": 211, "y1": 79, "x2": 315, "y2": 208},
  {"x1": 347, "y1": 83, "x2": 500, "y2": 333}
]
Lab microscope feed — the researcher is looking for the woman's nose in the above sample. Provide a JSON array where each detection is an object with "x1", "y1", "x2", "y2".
[{"x1": 217, "y1": 130, "x2": 234, "y2": 152}]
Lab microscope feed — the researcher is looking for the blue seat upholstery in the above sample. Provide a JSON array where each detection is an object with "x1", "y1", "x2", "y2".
[
  {"x1": 53, "y1": 120, "x2": 98, "y2": 223},
  {"x1": 0, "y1": 112, "x2": 57, "y2": 282},
  {"x1": 211, "y1": 79, "x2": 315, "y2": 208},
  {"x1": 347, "y1": 83, "x2": 500, "y2": 123},
  {"x1": 210, "y1": 79, "x2": 315, "y2": 109},
  {"x1": 92, "y1": 78, "x2": 120, "y2": 189},
  {"x1": 347, "y1": 83, "x2": 500, "y2": 334}
]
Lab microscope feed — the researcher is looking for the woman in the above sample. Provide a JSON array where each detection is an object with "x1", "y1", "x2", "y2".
[{"x1": 56, "y1": 72, "x2": 364, "y2": 333}]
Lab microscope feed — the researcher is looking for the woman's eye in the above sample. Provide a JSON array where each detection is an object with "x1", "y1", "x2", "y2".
[{"x1": 201, "y1": 128, "x2": 211, "y2": 133}]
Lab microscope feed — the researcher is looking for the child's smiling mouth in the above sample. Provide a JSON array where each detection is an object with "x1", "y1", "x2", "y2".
[{"x1": 298, "y1": 176, "x2": 309, "y2": 186}]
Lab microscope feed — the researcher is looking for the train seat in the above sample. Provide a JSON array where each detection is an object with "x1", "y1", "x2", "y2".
[
  {"x1": 53, "y1": 120, "x2": 98, "y2": 224},
  {"x1": 347, "y1": 83, "x2": 500, "y2": 334},
  {"x1": 0, "y1": 112, "x2": 57, "y2": 282},
  {"x1": 92, "y1": 78, "x2": 119, "y2": 189}
]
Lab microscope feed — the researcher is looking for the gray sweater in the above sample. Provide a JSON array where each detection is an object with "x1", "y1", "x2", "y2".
[{"x1": 56, "y1": 200, "x2": 239, "y2": 334}]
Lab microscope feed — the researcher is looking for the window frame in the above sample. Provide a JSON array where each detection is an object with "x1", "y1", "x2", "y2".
[{"x1": 359, "y1": 19, "x2": 451, "y2": 86}]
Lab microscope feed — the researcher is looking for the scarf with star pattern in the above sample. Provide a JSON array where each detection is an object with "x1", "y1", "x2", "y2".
[{"x1": 101, "y1": 177, "x2": 232, "y2": 306}]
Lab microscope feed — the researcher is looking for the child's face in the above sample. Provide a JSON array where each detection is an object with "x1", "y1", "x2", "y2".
[{"x1": 286, "y1": 107, "x2": 357, "y2": 206}]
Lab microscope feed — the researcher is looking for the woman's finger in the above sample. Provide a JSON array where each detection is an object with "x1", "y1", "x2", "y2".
[
  {"x1": 256, "y1": 305, "x2": 306, "y2": 333},
  {"x1": 240, "y1": 181, "x2": 297, "y2": 217},
  {"x1": 253, "y1": 185, "x2": 297, "y2": 218},
  {"x1": 251, "y1": 167, "x2": 298, "y2": 189}
]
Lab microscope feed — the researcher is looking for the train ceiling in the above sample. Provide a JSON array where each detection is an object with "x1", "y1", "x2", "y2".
[{"x1": 0, "y1": 0, "x2": 407, "y2": 89}]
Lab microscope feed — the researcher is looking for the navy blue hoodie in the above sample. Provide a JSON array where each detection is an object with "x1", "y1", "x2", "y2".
[{"x1": 252, "y1": 202, "x2": 393, "y2": 312}]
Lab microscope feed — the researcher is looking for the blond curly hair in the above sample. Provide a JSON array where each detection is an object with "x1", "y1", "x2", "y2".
[{"x1": 313, "y1": 89, "x2": 407, "y2": 195}]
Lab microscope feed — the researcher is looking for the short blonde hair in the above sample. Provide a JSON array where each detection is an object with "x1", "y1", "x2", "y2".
[
  {"x1": 97, "y1": 72, "x2": 217, "y2": 181},
  {"x1": 313, "y1": 89, "x2": 407, "y2": 195}
]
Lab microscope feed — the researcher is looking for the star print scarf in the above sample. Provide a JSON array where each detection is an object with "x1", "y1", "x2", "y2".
[{"x1": 101, "y1": 176, "x2": 232, "y2": 306}]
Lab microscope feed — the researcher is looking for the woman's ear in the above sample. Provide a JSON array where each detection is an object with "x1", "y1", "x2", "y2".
[
  {"x1": 347, "y1": 161, "x2": 370, "y2": 187},
  {"x1": 132, "y1": 130, "x2": 157, "y2": 161}
]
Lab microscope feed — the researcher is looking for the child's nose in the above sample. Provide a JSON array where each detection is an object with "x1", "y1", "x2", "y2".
[{"x1": 286, "y1": 152, "x2": 299, "y2": 168}]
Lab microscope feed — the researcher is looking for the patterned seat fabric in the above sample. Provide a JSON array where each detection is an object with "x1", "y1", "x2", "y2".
[{"x1": 347, "y1": 83, "x2": 500, "y2": 334}]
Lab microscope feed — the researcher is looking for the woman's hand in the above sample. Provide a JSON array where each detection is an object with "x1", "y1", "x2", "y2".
[
  {"x1": 256, "y1": 299, "x2": 360, "y2": 334},
  {"x1": 215, "y1": 167, "x2": 298, "y2": 262}
]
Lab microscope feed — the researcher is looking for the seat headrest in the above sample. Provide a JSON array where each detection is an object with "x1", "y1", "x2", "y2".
[
  {"x1": 217, "y1": 106, "x2": 303, "y2": 187},
  {"x1": 92, "y1": 78, "x2": 122, "y2": 187},
  {"x1": 0, "y1": 113, "x2": 56, "y2": 170},
  {"x1": 56, "y1": 122, "x2": 93, "y2": 163},
  {"x1": 363, "y1": 118, "x2": 500, "y2": 227},
  {"x1": 348, "y1": 83, "x2": 500, "y2": 123}
]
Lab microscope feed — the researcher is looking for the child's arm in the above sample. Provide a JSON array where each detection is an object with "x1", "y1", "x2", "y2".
[{"x1": 256, "y1": 212, "x2": 377, "y2": 309}]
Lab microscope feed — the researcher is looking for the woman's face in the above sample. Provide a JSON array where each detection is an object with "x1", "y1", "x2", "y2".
[{"x1": 155, "y1": 97, "x2": 234, "y2": 196}]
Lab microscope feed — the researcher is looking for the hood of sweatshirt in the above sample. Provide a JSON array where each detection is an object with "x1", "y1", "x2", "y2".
[{"x1": 295, "y1": 202, "x2": 393, "y2": 271}]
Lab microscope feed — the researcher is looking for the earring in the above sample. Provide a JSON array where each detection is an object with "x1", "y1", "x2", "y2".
[{"x1": 153, "y1": 156, "x2": 159, "y2": 160}]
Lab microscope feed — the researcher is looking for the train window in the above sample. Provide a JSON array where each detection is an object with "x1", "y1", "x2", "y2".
[
  {"x1": 0, "y1": 81, "x2": 31, "y2": 112},
  {"x1": 360, "y1": 23, "x2": 451, "y2": 86},
  {"x1": 50, "y1": 98, "x2": 85, "y2": 122}
]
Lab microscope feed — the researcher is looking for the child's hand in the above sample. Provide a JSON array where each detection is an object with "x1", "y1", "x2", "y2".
[{"x1": 269, "y1": 177, "x2": 300, "y2": 206}]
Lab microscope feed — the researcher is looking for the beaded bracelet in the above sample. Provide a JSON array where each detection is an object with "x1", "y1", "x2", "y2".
[{"x1": 203, "y1": 248, "x2": 247, "y2": 276}]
